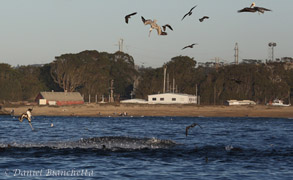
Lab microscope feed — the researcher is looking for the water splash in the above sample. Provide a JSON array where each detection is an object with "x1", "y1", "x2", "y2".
[{"x1": 0, "y1": 136, "x2": 177, "y2": 151}]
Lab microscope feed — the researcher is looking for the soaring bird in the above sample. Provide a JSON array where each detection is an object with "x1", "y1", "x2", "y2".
[
  {"x1": 182, "y1": 43, "x2": 198, "y2": 50},
  {"x1": 125, "y1": 12, "x2": 137, "y2": 24},
  {"x1": 162, "y1": 24, "x2": 173, "y2": 31},
  {"x1": 141, "y1": 16, "x2": 166, "y2": 37},
  {"x1": 238, "y1": 3, "x2": 271, "y2": 14},
  {"x1": 199, "y1": 16, "x2": 209, "y2": 22},
  {"x1": 182, "y1": 5, "x2": 197, "y2": 21},
  {"x1": 186, "y1": 123, "x2": 202, "y2": 136}
]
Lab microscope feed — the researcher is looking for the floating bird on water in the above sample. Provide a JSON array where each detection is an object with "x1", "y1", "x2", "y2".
[
  {"x1": 186, "y1": 123, "x2": 202, "y2": 136},
  {"x1": 124, "y1": 12, "x2": 137, "y2": 24},
  {"x1": 199, "y1": 16, "x2": 209, "y2": 22},
  {"x1": 162, "y1": 24, "x2": 173, "y2": 31},
  {"x1": 238, "y1": 3, "x2": 271, "y2": 14},
  {"x1": 141, "y1": 16, "x2": 167, "y2": 37},
  {"x1": 182, "y1": 5, "x2": 197, "y2": 21},
  {"x1": 182, "y1": 43, "x2": 198, "y2": 50}
]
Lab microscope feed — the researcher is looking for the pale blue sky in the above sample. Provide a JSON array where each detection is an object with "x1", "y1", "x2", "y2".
[{"x1": 0, "y1": 0, "x2": 292, "y2": 67}]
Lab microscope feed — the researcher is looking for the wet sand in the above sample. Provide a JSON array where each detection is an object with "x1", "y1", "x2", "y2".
[{"x1": 4, "y1": 104, "x2": 293, "y2": 118}]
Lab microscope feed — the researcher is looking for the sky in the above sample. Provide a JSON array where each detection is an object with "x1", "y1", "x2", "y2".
[{"x1": 0, "y1": 0, "x2": 292, "y2": 68}]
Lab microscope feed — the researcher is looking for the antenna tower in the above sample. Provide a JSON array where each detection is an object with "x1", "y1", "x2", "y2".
[{"x1": 234, "y1": 43, "x2": 239, "y2": 64}]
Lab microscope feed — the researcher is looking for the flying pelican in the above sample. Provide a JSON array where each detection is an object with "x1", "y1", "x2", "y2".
[
  {"x1": 186, "y1": 123, "x2": 202, "y2": 136},
  {"x1": 19, "y1": 108, "x2": 34, "y2": 130},
  {"x1": 19, "y1": 108, "x2": 33, "y2": 123},
  {"x1": 141, "y1": 16, "x2": 166, "y2": 37},
  {"x1": 182, "y1": 5, "x2": 197, "y2": 21},
  {"x1": 238, "y1": 3, "x2": 271, "y2": 14},
  {"x1": 199, "y1": 16, "x2": 209, "y2": 22},
  {"x1": 125, "y1": 12, "x2": 137, "y2": 24},
  {"x1": 162, "y1": 24, "x2": 173, "y2": 31},
  {"x1": 182, "y1": 43, "x2": 198, "y2": 50}
]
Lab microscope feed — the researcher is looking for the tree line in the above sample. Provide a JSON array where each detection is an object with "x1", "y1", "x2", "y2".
[{"x1": 0, "y1": 50, "x2": 292, "y2": 105}]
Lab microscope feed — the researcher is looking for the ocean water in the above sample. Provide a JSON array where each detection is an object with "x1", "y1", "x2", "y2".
[{"x1": 0, "y1": 115, "x2": 292, "y2": 180}]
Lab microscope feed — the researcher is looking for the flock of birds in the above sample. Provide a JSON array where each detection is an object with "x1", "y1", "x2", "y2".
[{"x1": 124, "y1": 2, "x2": 271, "y2": 50}]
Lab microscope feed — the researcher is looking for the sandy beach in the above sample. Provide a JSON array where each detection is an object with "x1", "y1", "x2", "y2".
[{"x1": 2, "y1": 104, "x2": 293, "y2": 118}]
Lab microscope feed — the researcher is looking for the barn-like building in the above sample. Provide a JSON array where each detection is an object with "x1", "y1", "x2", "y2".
[{"x1": 35, "y1": 91, "x2": 84, "y2": 106}]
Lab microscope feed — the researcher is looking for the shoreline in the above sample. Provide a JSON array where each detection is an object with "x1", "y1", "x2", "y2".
[{"x1": 2, "y1": 104, "x2": 293, "y2": 118}]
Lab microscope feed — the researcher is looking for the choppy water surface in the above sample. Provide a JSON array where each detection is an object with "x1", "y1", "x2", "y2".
[{"x1": 0, "y1": 115, "x2": 293, "y2": 179}]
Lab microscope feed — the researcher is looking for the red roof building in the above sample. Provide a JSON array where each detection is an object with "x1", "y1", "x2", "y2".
[{"x1": 35, "y1": 91, "x2": 84, "y2": 106}]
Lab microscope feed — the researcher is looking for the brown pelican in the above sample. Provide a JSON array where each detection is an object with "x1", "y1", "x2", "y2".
[
  {"x1": 19, "y1": 108, "x2": 33, "y2": 123},
  {"x1": 199, "y1": 16, "x2": 209, "y2": 22},
  {"x1": 182, "y1": 43, "x2": 198, "y2": 50},
  {"x1": 125, "y1": 12, "x2": 137, "y2": 24},
  {"x1": 182, "y1": 5, "x2": 197, "y2": 21},
  {"x1": 141, "y1": 16, "x2": 167, "y2": 37},
  {"x1": 186, "y1": 123, "x2": 202, "y2": 136},
  {"x1": 162, "y1": 24, "x2": 173, "y2": 31},
  {"x1": 19, "y1": 108, "x2": 34, "y2": 130},
  {"x1": 238, "y1": 3, "x2": 271, "y2": 14}
]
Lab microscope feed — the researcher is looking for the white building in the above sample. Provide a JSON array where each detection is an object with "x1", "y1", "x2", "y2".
[{"x1": 148, "y1": 93, "x2": 197, "y2": 104}]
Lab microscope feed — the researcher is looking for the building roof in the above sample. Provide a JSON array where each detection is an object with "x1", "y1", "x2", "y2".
[
  {"x1": 39, "y1": 92, "x2": 84, "y2": 101},
  {"x1": 148, "y1": 93, "x2": 196, "y2": 97}
]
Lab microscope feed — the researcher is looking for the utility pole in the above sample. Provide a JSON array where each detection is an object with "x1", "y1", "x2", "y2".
[
  {"x1": 289, "y1": 90, "x2": 291, "y2": 105},
  {"x1": 109, "y1": 79, "x2": 114, "y2": 103},
  {"x1": 173, "y1": 78, "x2": 175, "y2": 93},
  {"x1": 234, "y1": 42, "x2": 239, "y2": 65},
  {"x1": 196, "y1": 84, "x2": 198, "y2": 104},
  {"x1": 119, "y1": 38, "x2": 124, "y2": 52},
  {"x1": 163, "y1": 66, "x2": 167, "y2": 93},
  {"x1": 167, "y1": 73, "x2": 169, "y2": 93}
]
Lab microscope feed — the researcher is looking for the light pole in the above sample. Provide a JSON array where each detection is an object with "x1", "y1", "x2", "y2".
[{"x1": 268, "y1": 42, "x2": 277, "y2": 61}]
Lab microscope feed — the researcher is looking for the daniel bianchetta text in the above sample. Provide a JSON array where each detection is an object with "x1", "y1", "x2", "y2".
[{"x1": 5, "y1": 169, "x2": 94, "y2": 177}]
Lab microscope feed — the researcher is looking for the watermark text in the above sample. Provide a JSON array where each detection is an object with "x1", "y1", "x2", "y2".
[{"x1": 4, "y1": 168, "x2": 94, "y2": 177}]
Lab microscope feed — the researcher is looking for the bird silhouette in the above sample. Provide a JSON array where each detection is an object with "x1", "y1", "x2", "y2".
[
  {"x1": 182, "y1": 43, "x2": 198, "y2": 50},
  {"x1": 199, "y1": 16, "x2": 209, "y2": 22},
  {"x1": 182, "y1": 5, "x2": 197, "y2": 21},
  {"x1": 125, "y1": 12, "x2": 137, "y2": 24},
  {"x1": 186, "y1": 123, "x2": 202, "y2": 136},
  {"x1": 141, "y1": 16, "x2": 166, "y2": 37},
  {"x1": 238, "y1": 3, "x2": 271, "y2": 14},
  {"x1": 162, "y1": 24, "x2": 173, "y2": 31}
]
